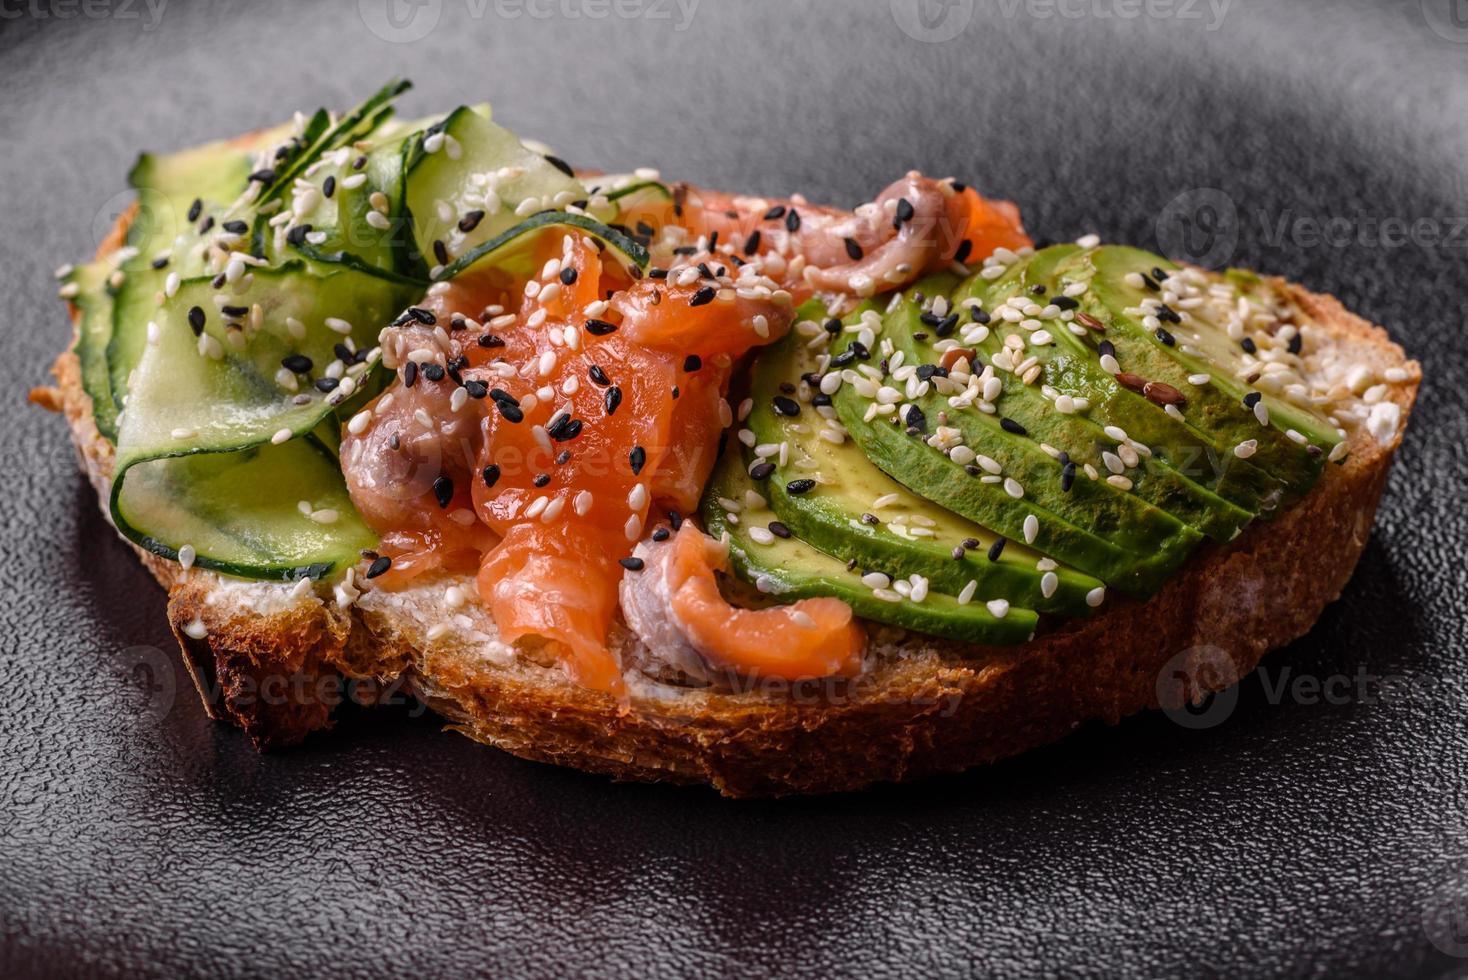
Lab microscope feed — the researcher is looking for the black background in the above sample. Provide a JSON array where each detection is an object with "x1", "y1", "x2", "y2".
[{"x1": 3, "y1": 1, "x2": 1467, "y2": 977}]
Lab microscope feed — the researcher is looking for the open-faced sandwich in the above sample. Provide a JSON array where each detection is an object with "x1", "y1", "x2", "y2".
[{"x1": 34, "y1": 82, "x2": 1420, "y2": 796}]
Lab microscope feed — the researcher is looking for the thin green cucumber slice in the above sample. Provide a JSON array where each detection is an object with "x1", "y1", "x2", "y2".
[
  {"x1": 404, "y1": 104, "x2": 586, "y2": 274},
  {"x1": 113, "y1": 436, "x2": 376, "y2": 580},
  {"x1": 434, "y1": 211, "x2": 650, "y2": 281}
]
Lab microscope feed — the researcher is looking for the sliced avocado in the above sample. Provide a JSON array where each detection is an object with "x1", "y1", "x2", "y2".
[
  {"x1": 1012, "y1": 244, "x2": 1288, "y2": 513},
  {"x1": 828, "y1": 288, "x2": 1203, "y2": 596},
  {"x1": 742, "y1": 322, "x2": 1103, "y2": 616},
  {"x1": 902, "y1": 268, "x2": 1254, "y2": 542},
  {"x1": 703, "y1": 450, "x2": 1041, "y2": 645},
  {"x1": 1058, "y1": 245, "x2": 1337, "y2": 501}
]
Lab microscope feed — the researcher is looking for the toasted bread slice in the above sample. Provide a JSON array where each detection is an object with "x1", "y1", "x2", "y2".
[{"x1": 34, "y1": 205, "x2": 1420, "y2": 797}]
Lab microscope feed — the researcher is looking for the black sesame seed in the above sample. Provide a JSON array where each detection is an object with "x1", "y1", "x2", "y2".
[
  {"x1": 151, "y1": 255, "x2": 169, "y2": 270},
  {"x1": 550, "y1": 417, "x2": 584, "y2": 441},
  {"x1": 478, "y1": 334, "x2": 505, "y2": 349},
  {"x1": 422, "y1": 363, "x2": 445, "y2": 382},
  {"x1": 433, "y1": 240, "x2": 449, "y2": 266},
  {"x1": 683, "y1": 354, "x2": 702, "y2": 372},
  {"x1": 458, "y1": 210, "x2": 485, "y2": 233},
  {"x1": 544, "y1": 154, "x2": 575, "y2": 177},
  {"x1": 1288, "y1": 332, "x2": 1303, "y2": 355},
  {"x1": 785, "y1": 209, "x2": 801, "y2": 232},
  {"x1": 220, "y1": 305, "x2": 249, "y2": 318},
  {"x1": 861, "y1": 513, "x2": 880, "y2": 525},
  {"x1": 999, "y1": 417, "x2": 1028, "y2": 436},
  {"x1": 628, "y1": 445, "x2": 647, "y2": 475},
  {"x1": 786, "y1": 478, "x2": 817, "y2": 495},
  {"x1": 743, "y1": 230, "x2": 762, "y2": 256},
  {"x1": 187, "y1": 198, "x2": 203, "y2": 222},
  {"x1": 1099, "y1": 340, "x2": 1116, "y2": 358},
  {"x1": 222, "y1": 219, "x2": 248, "y2": 235},
  {"x1": 1061, "y1": 462, "x2": 1076, "y2": 492},
  {"x1": 1241, "y1": 337, "x2": 1257, "y2": 354},
  {"x1": 286, "y1": 224, "x2": 310, "y2": 247},
  {"x1": 1030, "y1": 284, "x2": 1047, "y2": 296},
  {"x1": 1243, "y1": 391, "x2": 1263, "y2": 408},
  {"x1": 408, "y1": 307, "x2": 436, "y2": 325},
  {"x1": 971, "y1": 307, "x2": 991, "y2": 324},
  {"x1": 555, "y1": 450, "x2": 571, "y2": 465},
  {"x1": 322, "y1": 175, "x2": 336, "y2": 199},
  {"x1": 1054, "y1": 296, "x2": 1079, "y2": 310},
  {"x1": 905, "y1": 405, "x2": 927, "y2": 432},
  {"x1": 365, "y1": 556, "x2": 392, "y2": 579},
  {"x1": 403, "y1": 361, "x2": 418, "y2": 387},
  {"x1": 464, "y1": 379, "x2": 488, "y2": 399},
  {"x1": 669, "y1": 509, "x2": 683, "y2": 530},
  {"x1": 962, "y1": 537, "x2": 981, "y2": 550},
  {"x1": 314, "y1": 377, "x2": 340, "y2": 393},
  {"x1": 248, "y1": 168, "x2": 277, "y2": 184},
  {"x1": 689, "y1": 285, "x2": 716, "y2": 307},
  {"x1": 1141, "y1": 273, "x2": 1160, "y2": 292},
  {"x1": 768, "y1": 521, "x2": 791, "y2": 539},
  {"x1": 935, "y1": 313, "x2": 960, "y2": 338},
  {"x1": 490, "y1": 388, "x2": 519, "y2": 407},
  {"x1": 187, "y1": 306, "x2": 205, "y2": 335},
  {"x1": 749, "y1": 461, "x2": 777, "y2": 481},
  {"x1": 533, "y1": 473, "x2": 551, "y2": 488},
  {"x1": 772, "y1": 395, "x2": 801, "y2": 417},
  {"x1": 559, "y1": 266, "x2": 578, "y2": 286},
  {"x1": 498, "y1": 402, "x2": 524, "y2": 423},
  {"x1": 585, "y1": 318, "x2": 617, "y2": 336},
  {"x1": 648, "y1": 267, "x2": 668, "y2": 279},
  {"x1": 618, "y1": 556, "x2": 645, "y2": 571},
  {"x1": 763, "y1": 205, "x2": 786, "y2": 220},
  {"x1": 952, "y1": 546, "x2": 966, "y2": 561},
  {"x1": 652, "y1": 527, "x2": 670, "y2": 542},
  {"x1": 987, "y1": 538, "x2": 1007, "y2": 561},
  {"x1": 604, "y1": 386, "x2": 623, "y2": 415},
  {"x1": 197, "y1": 215, "x2": 214, "y2": 234},
  {"x1": 953, "y1": 239, "x2": 973, "y2": 264},
  {"x1": 482, "y1": 464, "x2": 501, "y2": 488},
  {"x1": 1155, "y1": 327, "x2": 1176, "y2": 346},
  {"x1": 280, "y1": 354, "x2": 313, "y2": 374},
  {"x1": 843, "y1": 237, "x2": 864, "y2": 261},
  {"x1": 432, "y1": 476, "x2": 454, "y2": 509}
]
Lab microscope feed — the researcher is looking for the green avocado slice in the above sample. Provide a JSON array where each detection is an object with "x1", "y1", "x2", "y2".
[
  {"x1": 828, "y1": 287, "x2": 1204, "y2": 596},
  {"x1": 742, "y1": 320, "x2": 1104, "y2": 616},
  {"x1": 703, "y1": 450, "x2": 1042, "y2": 645},
  {"x1": 1057, "y1": 245, "x2": 1338, "y2": 502}
]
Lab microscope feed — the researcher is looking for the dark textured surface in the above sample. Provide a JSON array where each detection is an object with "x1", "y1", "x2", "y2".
[{"x1": 3, "y1": 1, "x2": 1467, "y2": 977}]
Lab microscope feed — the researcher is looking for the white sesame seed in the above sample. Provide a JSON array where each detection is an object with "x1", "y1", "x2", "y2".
[
  {"x1": 183, "y1": 618, "x2": 208, "y2": 640},
  {"x1": 624, "y1": 513, "x2": 643, "y2": 542},
  {"x1": 309, "y1": 509, "x2": 339, "y2": 525},
  {"x1": 541, "y1": 497, "x2": 565, "y2": 522},
  {"x1": 628, "y1": 484, "x2": 648, "y2": 511},
  {"x1": 1106, "y1": 474, "x2": 1134, "y2": 491},
  {"x1": 986, "y1": 598, "x2": 1010, "y2": 618},
  {"x1": 1041, "y1": 572, "x2": 1058, "y2": 598},
  {"x1": 573, "y1": 490, "x2": 593, "y2": 516},
  {"x1": 1086, "y1": 586, "x2": 1106, "y2": 608},
  {"x1": 1253, "y1": 400, "x2": 1271, "y2": 426},
  {"x1": 749, "y1": 527, "x2": 775, "y2": 546},
  {"x1": 1023, "y1": 514, "x2": 1039, "y2": 544},
  {"x1": 861, "y1": 572, "x2": 891, "y2": 589},
  {"x1": 178, "y1": 545, "x2": 197, "y2": 570},
  {"x1": 957, "y1": 580, "x2": 978, "y2": 605},
  {"x1": 1188, "y1": 373, "x2": 1212, "y2": 385},
  {"x1": 1234, "y1": 439, "x2": 1258, "y2": 459},
  {"x1": 271, "y1": 428, "x2": 293, "y2": 445},
  {"x1": 170, "y1": 427, "x2": 196, "y2": 440},
  {"x1": 325, "y1": 317, "x2": 353, "y2": 335},
  {"x1": 1003, "y1": 478, "x2": 1024, "y2": 499}
]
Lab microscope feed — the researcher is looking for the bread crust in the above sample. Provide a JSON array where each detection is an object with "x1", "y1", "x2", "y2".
[{"x1": 36, "y1": 205, "x2": 1422, "y2": 796}]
